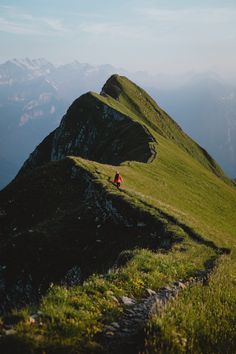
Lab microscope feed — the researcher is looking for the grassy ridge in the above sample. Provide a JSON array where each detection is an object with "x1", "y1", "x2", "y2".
[{"x1": 102, "y1": 75, "x2": 228, "y2": 180}]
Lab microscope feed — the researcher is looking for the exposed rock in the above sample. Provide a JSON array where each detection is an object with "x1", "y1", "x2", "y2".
[
  {"x1": 177, "y1": 281, "x2": 186, "y2": 289},
  {"x1": 111, "y1": 322, "x2": 120, "y2": 329},
  {"x1": 18, "y1": 87, "x2": 155, "y2": 176},
  {"x1": 146, "y1": 288, "x2": 156, "y2": 296},
  {"x1": 105, "y1": 325, "x2": 117, "y2": 332},
  {"x1": 126, "y1": 309, "x2": 135, "y2": 314},
  {"x1": 162, "y1": 286, "x2": 172, "y2": 292},
  {"x1": 120, "y1": 296, "x2": 136, "y2": 306},
  {"x1": 105, "y1": 331, "x2": 115, "y2": 337}
]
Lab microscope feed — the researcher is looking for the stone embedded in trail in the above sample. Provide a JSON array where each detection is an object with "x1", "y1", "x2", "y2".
[
  {"x1": 120, "y1": 296, "x2": 136, "y2": 306},
  {"x1": 162, "y1": 286, "x2": 172, "y2": 292},
  {"x1": 126, "y1": 309, "x2": 135, "y2": 314},
  {"x1": 105, "y1": 325, "x2": 117, "y2": 332},
  {"x1": 178, "y1": 282, "x2": 186, "y2": 289},
  {"x1": 105, "y1": 331, "x2": 115, "y2": 337},
  {"x1": 111, "y1": 322, "x2": 120, "y2": 329},
  {"x1": 146, "y1": 288, "x2": 156, "y2": 296}
]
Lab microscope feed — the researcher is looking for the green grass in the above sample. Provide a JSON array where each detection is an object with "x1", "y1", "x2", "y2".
[
  {"x1": 144, "y1": 256, "x2": 236, "y2": 354},
  {"x1": 69, "y1": 128, "x2": 236, "y2": 251}
]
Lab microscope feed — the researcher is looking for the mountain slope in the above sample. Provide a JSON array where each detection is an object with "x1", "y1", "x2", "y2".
[
  {"x1": 0, "y1": 75, "x2": 236, "y2": 353},
  {"x1": 18, "y1": 90, "x2": 155, "y2": 175},
  {"x1": 19, "y1": 74, "x2": 227, "y2": 182},
  {"x1": 102, "y1": 75, "x2": 227, "y2": 179}
]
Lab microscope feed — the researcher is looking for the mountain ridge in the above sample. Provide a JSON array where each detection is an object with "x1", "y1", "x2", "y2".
[
  {"x1": 0, "y1": 75, "x2": 236, "y2": 353},
  {"x1": 1, "y1": 58, "x2": 235, "y2": 191},
  {"x1": 18, "y1": 88, "x2": 156, "y2": 177},
  {"x1": 17, "y1": 74, "x2": 228, "y2": 184}
]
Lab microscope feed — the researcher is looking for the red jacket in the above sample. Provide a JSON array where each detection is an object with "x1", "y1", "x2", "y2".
[{"x1": 114, "y1": 173, "x2": 123, "y2": 183}]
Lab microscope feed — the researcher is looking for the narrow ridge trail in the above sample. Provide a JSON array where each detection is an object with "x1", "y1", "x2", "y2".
[{"x1": 99, "y1": 254, "x2": 228, "y2": 354}]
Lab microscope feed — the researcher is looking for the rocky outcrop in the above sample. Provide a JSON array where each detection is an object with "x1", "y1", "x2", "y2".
[{"x1": 18, "y1": 91, "x2": 155, "y2": 176}]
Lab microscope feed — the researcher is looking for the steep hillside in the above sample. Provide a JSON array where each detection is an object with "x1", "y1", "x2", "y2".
[
  {"x1": 18, "y1": 90, "x2": 155, "y2": 175},
  {"x1": 19, "y1": 74, "x2": 227, "y2": 182},
  {"x1": 0, "y1": 75, "x2": 235, "y2": 354},
  {"x1": 102, "y1": 75, "x2": 227, "y2": 179}
]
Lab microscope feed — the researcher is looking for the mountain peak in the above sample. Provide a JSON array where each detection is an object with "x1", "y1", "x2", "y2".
[
  {"x1": 17, "y1": 75, "x2": 227, "y2": 181},
  {"x1": 18, "y1": 84, "x2": 156, "y2": 176},
  {"x1": 101, "y1": 74, "x2": 123, "y2": 98}
]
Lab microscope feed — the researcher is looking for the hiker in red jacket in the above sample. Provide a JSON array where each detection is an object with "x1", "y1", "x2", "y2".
[{"x1": 114, "y1": 171, "x2": 123, "y2": 189}]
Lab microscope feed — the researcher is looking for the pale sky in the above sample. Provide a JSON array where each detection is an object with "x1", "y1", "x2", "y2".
[{"x1": 0, "y1": 0, "x2": 236, "y2": 77}]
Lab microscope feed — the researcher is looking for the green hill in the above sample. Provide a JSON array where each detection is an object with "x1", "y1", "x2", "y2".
[{"x1": 0, "y1": 75, "x2": 235, "y2": 354}]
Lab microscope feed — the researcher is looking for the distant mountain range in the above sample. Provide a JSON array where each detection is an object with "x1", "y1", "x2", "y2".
[{"x1": 0, "y1": 58, "x2": 235, "y2": 189}]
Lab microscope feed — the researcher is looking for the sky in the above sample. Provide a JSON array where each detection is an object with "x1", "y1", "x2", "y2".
[{"x1": 0, "y1": 0, "x2": 236, "y2": 78}]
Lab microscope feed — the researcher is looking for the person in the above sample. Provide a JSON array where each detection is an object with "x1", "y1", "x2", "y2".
[{"x1": 114, "y1": 171, "x2": 123, "y2": 189}]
